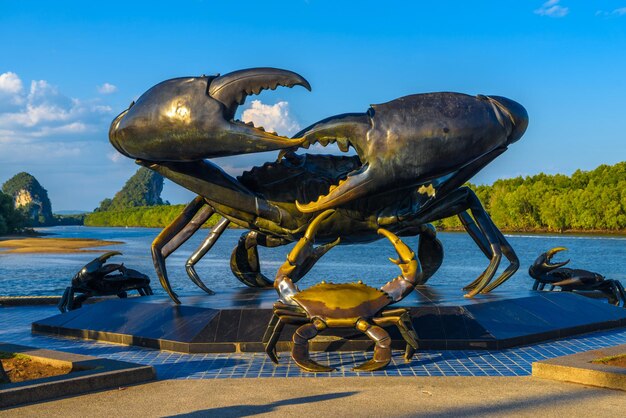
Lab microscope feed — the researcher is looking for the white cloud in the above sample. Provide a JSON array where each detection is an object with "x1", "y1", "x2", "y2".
[
  {"x1": 0, "y1": 72, "x2": 23, "y2": 95},
  {"x1": 0, "y1": 72, "x2": 25, "y2": 110},
  {"x1": 241, "y1": 100, "x2": 301, "y2": 136},
  {"x1": 596, "y1": 7, "x2": 626, "y2": 17},
  {"x1": 534, "y1": 0, "x2": 569, "y2": 18},
  {"x1": 0, "y1": 71, "x2": 118, "y2": 209},
  {"x1": 0, "y1": 72, "x2": 113, "y2": 141},
  {"x1": 0, "y1": 72, "x2": 131, "y2": 211},
  {"x1": 97, "y1": 82, "x2": 118, "y2": 94}
]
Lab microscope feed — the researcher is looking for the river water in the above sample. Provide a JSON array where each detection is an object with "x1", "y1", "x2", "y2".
[{"x1": 0, "y1": 226, "x2": 624, "y2": 297}]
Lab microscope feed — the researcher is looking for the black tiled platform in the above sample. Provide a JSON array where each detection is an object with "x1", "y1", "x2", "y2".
[{"x1": 32, "y1": 287, "x2": 626, "y2": 353}]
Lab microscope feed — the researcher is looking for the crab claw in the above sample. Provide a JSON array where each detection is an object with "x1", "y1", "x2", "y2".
[
  {"x1": 81, "y1": 251, "x2": 123, "y2": 275},
  {"x1": 287, "y1": 209, "x2": 336, "y2": 266},
  {"x1": 542, "y1": 247, "x2": 570, "y2": 271},
  {"x1": 377, "y1": 229, "x2": 417, "y2": 275},
  {"x1": 378, "y1": 229, "x2": 421, "y2": 302},
  {"x1": 295, "y1": 93, "x2": 528, "y2": 213},
  {"x1": 98, "y1": 251, "x2": 122, "y2": 262},
  {"x1": 274, "y1": 210, "x2": 338, "y2": 301},
  {"x1": 529, "y1": 247, "x2": 570, "y2": 281},
  {"x1": 109, "y1": 68, "x2": 310, "y2": 161},
  {"x1": 71, "y1": 251, "x2": 124, "y2": 286}
]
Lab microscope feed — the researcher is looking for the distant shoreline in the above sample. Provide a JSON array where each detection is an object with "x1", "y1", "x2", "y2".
[
  {"x1": 9, "y1": 224, "x2": 625, "y2": 238},
  {"x1": 438, "y1": 227, "x2": 626, "y2": 237}
]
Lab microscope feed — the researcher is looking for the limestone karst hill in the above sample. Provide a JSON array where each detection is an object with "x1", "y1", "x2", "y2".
[
  {"x1": 1, "y1": 172, "x2": 54, "y2": 227},
  {"x1": 94, "y1": 167, "x2": 165, "y2": 212}
]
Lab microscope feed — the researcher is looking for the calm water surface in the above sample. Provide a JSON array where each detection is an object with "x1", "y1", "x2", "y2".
[{"x1": 0, "y1": 226, "x2": 624, "y2": 297}]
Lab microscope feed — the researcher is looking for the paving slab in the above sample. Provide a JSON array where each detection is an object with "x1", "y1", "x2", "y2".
[
  {"x1": 533, "y1": 343, "x2": 626, "y2": 391},
  {"x1": 0, "y1": 342, "x2": 156, "y2": 409}
]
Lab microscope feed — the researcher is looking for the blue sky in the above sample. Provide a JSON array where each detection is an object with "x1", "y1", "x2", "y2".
[{"x1": 1, "y1": 0, "x2": 625, "y2": 211}]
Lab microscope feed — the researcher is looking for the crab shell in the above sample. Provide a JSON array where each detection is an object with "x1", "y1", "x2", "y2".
[{"x1": 292, "y1": 282, "x2": 393, "y2": 327}]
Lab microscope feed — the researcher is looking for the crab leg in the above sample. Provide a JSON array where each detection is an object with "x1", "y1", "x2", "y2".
[
  {"x1": 58, "y1": 287, "x2": 72, "y2": 313},
  {"x1": 353, "y1": 319, "x2": 392, "y2": 371},
  {"x1": 292, "y1": 320, "x2": 334, "y2": 372},
  {"x1": 567, "y1": 279, "x2": 623, "y2": 306},
  {"x1": 604, "y1": 281, "x2": 623, "y2": 306},
  {"x1": 457, "y1": 199, "x2": 502, "y2": 297},
  {"x1": 151, "y1": 196, "x2": 214, "y2": 303},
  {"x1": 160, "y1": 206, "x2": 216, "y2": 258},
  {"x1": 483, "y1": 229, "x2": 519, "y2": 292},
  {"x1": 72, "y1": 293, "x2": 90, "y2": 310},
  {"x1": 615, "y1": 280, "x2": 626, "y2": 307},
  {"x1": 230, "y1": 231, "x2": 286, "y2": 288},
  {"x1": 415, "y1": 187, "x2": 516, "y2": 297},
  {"x1": 458, "y1": 211, "x2": 519, "y2": 293},
  {"x1": 144, "y1": 160, "x2": 287, "y2": 228},
  {"x1": 613, "y1": 280, "x2": 626, "y2": 307},
  {"x1": 263, "y1": 313, "x2": 282, "y2": 363},
  {"x1": 263, "y1": 305, "x2": 308, "y2": 364},
  {"x1": 398, "y1": 313, "x2": 419, "y2": 361},
  {"x1": 183, "y1": 217, "x2": 231, "y2": 294},
  {"x1": 375, "y1": 309, "x2": 419, "y2": 362}
]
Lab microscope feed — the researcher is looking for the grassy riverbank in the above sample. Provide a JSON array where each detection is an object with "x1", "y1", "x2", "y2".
[
  {"x1": 435, "y1": 225, "x2": 626, "y2": 236},
  {"x1": 84, "y1": 205, "x2": 223, "y2": 228}
]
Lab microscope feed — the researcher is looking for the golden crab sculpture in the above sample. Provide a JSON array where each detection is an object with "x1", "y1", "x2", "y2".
[{"x1": 263, "y1": 210, "x2": 422, "y2": 372}]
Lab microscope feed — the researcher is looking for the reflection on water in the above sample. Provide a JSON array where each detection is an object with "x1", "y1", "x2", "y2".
[{"x1": 0, "y1": 226, "x2": 624, "y2": 297}]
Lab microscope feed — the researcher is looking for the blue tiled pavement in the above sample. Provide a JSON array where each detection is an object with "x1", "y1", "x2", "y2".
[{"x1": 2, "y1": 305, "x2": 626, "y2": 379}]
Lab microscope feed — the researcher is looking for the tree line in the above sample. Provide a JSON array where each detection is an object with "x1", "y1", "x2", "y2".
[
  {"x1": 44, "y1": 161, "x2": 626, "y2": 233},
  {"x1": 435, "y1": 162, "x2": 626, "y2": 232},
  {"x1": 85, "y1": 204, "x2": 222, "y2": 228}
]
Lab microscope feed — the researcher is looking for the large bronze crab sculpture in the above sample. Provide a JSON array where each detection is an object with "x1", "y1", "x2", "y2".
[
  {"x1": 530, "y1": 247, "x2": 626, "y2": 307},
  {"x1": 263, "y1": 210, "x2": 420, "y2": 372},
  {"x1": 108, "y1": 67, "x2": 528, "y2": 303},
  {"x1": 58, "y1": 251, "x2": 152, "y2": 313}
]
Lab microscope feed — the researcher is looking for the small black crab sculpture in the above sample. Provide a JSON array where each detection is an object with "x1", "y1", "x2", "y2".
[
  {"x1": 58, "y1": 251, "x2": 153, "y2": 313},
  {"x1": 529, "y1": 247, "x2": 626, "y2": 307}
]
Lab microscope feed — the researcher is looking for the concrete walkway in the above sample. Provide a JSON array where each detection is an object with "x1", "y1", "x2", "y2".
[{"x1": 2, "y1": 376, "x2": 625, "y2": 417}]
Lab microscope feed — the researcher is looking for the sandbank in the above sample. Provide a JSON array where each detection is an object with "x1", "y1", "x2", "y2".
[{"x1": 0, "y1": 237, "x2": 123, "y2": 254}]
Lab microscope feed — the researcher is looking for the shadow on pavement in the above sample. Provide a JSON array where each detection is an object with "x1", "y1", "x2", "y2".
[{"x1": 165, "y1": 391, "x2": 358, "y2": 417}]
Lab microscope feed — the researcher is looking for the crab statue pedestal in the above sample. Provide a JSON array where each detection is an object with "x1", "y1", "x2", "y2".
[{"x1": 32, "y1": 285, "x2": 626, "y2": 355}]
